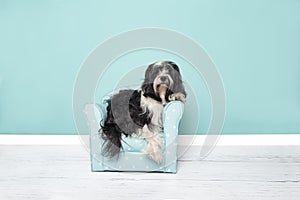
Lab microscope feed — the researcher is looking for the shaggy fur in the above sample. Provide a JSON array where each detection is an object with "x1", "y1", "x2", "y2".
[{"x1": 99, "y1": 61, "x2": 186, "y2": 163}]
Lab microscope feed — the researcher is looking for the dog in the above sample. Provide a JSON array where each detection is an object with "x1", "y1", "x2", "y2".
[{"x1": 99, "y1": 61, "x2": 186, "y2": 163}]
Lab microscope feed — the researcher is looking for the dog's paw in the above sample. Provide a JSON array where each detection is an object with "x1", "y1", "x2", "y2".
[
  {"x1": 169, "y1": 92, "x2": 186, "y2": 103},
  {"x1": 141, "y1": 127, "x2": 163, "y2": 163},
  {"x1": 144, "y1": 136, "x2": 163, "y2": 163},
  {"x1": 144, "y1": 144, "x2": 163, "y2": 164}
]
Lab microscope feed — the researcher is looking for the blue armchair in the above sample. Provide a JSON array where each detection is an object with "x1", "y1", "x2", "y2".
[{"x1": 84, "y1": 101, "x2": 184, "y2": 173}]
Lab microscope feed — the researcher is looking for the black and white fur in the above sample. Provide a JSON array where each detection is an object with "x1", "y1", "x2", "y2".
[{"x1": 99, "y1": 61, "x2": 186, "y2": 163}]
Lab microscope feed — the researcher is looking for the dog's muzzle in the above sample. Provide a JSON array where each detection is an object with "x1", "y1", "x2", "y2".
[{"x1": 156, "y1": 75, "x2": 172, "y2": 88}]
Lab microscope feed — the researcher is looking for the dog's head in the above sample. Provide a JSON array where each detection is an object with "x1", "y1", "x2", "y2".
[{"x1": 142, "y1": 61, "x2": 186, "y2": 103}]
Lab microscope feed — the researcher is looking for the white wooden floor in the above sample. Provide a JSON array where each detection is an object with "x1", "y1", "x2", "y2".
[{"x1": 0, "y1": 145, "x2": 299, "y2": 200}]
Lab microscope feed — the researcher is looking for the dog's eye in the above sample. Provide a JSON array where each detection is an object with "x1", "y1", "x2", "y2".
[
  {"x1": 154, "y1": 69, "x2": 161, "y2": 75},
  {"x1": 165, "y1": 65, "x2": 173, "y2": 71}
]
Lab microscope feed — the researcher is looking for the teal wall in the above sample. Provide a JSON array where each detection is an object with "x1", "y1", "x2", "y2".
[{"x1": 1, "y1": 0, "x2": 300, "y2": 134}]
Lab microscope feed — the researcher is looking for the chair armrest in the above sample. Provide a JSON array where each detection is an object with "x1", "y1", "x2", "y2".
[
  {"x1": 84, "y1": 103, "x2": 107, "y2": 167},
  {"x1": 163, "y1": 101, "x2": 184, "y2": 145},
  {"x1": 84, "y1": 104, "x2": 105, "y2": 130},
  {"x1": 162, "y1": 101, "x2": 184, "y2": 172}
]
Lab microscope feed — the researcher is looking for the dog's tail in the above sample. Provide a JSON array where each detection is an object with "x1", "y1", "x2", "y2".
[
  {"x1": 99, "y1": 100, "x2": 122, "y2": 158},
  {"x1": 99, "y1": 124, "x2": 122, "y2": 158}
]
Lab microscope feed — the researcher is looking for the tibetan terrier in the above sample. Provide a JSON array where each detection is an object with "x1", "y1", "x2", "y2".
[{"x1": 99, "y1": 61, "x2": 186, "y2": 163}]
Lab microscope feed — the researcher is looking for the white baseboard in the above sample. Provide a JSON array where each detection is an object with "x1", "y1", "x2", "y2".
[{"x1": 0, "y1": 134, "x2": 300, "y2": 145}]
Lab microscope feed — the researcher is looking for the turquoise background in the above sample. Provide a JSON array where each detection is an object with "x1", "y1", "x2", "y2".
[{"x1": 1, "y1": 0, "x2": 300, "y2": 134}]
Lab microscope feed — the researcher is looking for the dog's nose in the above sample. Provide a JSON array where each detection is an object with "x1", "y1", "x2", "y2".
[{"x1": 160, "y1": 76, "x2": 167, "y2": 82}]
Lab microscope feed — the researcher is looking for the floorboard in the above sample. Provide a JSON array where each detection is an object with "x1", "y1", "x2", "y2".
[{"x1": 0, "y1": 145, "x2": 299, "y2": 200}]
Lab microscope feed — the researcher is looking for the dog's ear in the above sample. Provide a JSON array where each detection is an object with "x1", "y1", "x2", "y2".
[
  {"x1": 173, "y1": 79, "x2": 186, "y2": 97},
  {"x1": 142, "y1": 83, "x2": 153, "y2": 94},
  {"x1": 168, "y1": 61, "x2": 180, "y2": 73},
  {"x1": 144, "y1": 63, "x2": 154, "y2": 80},
  {"x1": 142, "y1": 63, "x2": 154, "y2": 94},
  {"x1": 169, "y1": 62, "x2": 187, "y2": 97},
  {"x1": 142, "y1": 83, "x2": 162, "y2": 102}
]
